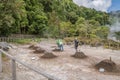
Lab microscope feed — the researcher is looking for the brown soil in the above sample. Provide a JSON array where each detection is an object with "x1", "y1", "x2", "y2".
[
  {"x1": 41, "y1": 51, "x2": 57, "y2": 58},
  {"x1": 0, "y1": 46, "x2": 2, "y2": 49},
  {"x1": 28, "y1": 45, "x2": 39, "y2": 50},
  {"x1": 95, "y1": 59, "x2": 116, "y2": 72},
  {"x1": 71, "y1": 51, "x2": 87, "y2": 59},
  {"x1": 52, "y1": 48, "x2": 61, "y2": 52},
  {"x1": 115, "y1": 64, "x2": 120, "y2": 72},
  {"x1": 33, "y1": 47, "x2": 45, "y2": 54},
  {"x1": 3, "y1": 47, "x2": 9, "y2": 51}
]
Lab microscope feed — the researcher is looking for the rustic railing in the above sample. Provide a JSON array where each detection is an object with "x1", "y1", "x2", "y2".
[
  {"x1": 0, "y1": 35, "x2": 38, "y2": 42},
  {"x1": 0, "y1": 49, "x2": 60, "y2": 80}
]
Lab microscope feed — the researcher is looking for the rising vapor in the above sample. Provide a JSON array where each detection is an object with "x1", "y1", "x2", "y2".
[{"x1": 73, "y1": 0, "x2": 112, "y2": 12}]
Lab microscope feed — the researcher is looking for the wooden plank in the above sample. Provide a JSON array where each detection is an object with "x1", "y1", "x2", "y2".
[
  {"x1": 11, "y1": 59, "x2": 16, "y2": 80},
  {"x1": 0, "y1": 49, "x2": 60, "y2": 80},
  {"x1": 0, "y1": 51, "x2": 2, "y2": 72}
]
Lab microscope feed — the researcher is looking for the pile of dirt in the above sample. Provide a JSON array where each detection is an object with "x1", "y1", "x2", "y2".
[
  {"x1": 115, "y1": 64, "x2": 120, "y2": 72},
  {"x1": 95, "y1": 59, "x2": 116, "y2": 72},
  {"x1": 3, "y1": 47, "x2": 9, "y2": 51},
  {"x1": 51, "y1": 46, "x2": 57, "y2": 48},
  {"x1": 33, "y1": 47, "x2": 45, "y2": 53},
  {"x1": 0, "y1": 42, "x2": 13, "y2": 51},
  {"x1": 52, "y1": 48, "x2": 61, "y2": 52},
  {"x1": 71, "y1": 51, "x2": 87, "y2": 59},
  {"x1": 0, "y1": 46, "x2": 2, "y2": 49},
  {"x1": 28, "y1": 45, "x2": 39, "y2": 50},
  {"x1": 41, "y1": 51, "x2": 57, "y2": 58}
]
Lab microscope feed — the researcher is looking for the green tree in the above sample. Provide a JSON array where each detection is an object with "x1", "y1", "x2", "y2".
[
  {"x1": 60, "y1": 21, "x2": 72, "y2": 37},
  {"x1": 66, "y1": 12, "x2": 78, "y2": 24},
  {"x1": 24, "y1": 0, "x2": 48, "y2": 36},
  {"x1": 0, "y1": 0, "x2": 15, "y2": 36},
  {"x1": 12, "y1": 0, "x2": 28, "y2": 34}
]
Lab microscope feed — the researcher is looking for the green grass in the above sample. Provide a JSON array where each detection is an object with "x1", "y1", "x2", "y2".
[
  {"x1": 2, "y1": 53, "x2": 6, "y2": 57},
  {"x1": 13, "y1": 38, "x2": 41, "y2": 44},
  {"x1": 1, "y1": 53, "x2": 9, "y2": 61}
]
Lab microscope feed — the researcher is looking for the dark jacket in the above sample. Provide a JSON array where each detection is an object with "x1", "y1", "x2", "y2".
[{"x1": 74, "y1": 39, "x2": 79, "y2": 47}]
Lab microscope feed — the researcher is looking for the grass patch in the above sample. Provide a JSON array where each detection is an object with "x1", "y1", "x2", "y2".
[
  {"x1": 1, "y1": 53, "x2": 9, "y2": 61},
  {"x1": 13, "y1": 38, "x2": 41, "y2": 44}
]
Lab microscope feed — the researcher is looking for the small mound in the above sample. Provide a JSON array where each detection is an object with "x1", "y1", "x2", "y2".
[
  {"x1": 95, "y1": 59, "x2": 116, "y2": 72},
  {"x1": 41, "y1": 51, "x2": 57, "y2": 58},
  {"x1": 66, "y1": 42, "x2": 72, "y2": 45},
  {"x1": 52, "y1": 48, "x2": 61, "y2": 52},
  {"x1": 3, "y1": 47, "x2": 9, "y2": 51},
  {"x1": 0, "y1": 46, "x2": 2, "y2": 49},
  {"x1": 115, "y1": 64, "x2": 120, "y2": 72},
  {"x1": 0, "y1": 42, "x2": 12, "y2": 51},
  {"x1": 29, "y1": 45, "x2": 39, "y2": 50},
  {"x1": 51, "y1": 46, "x2": 57, "y2": 48},
  {"x1": 33, "y1": 47, "x2": 45, "y2": 53},
  {"x1": 71, "y1": 51, "x2": 87, "y2": 59}
]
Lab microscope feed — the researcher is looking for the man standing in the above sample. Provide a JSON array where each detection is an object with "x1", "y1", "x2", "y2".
[
  {"x1": 59, "y1": 39, "x2": 64, "y2": 51},
  {"x1": 74, "y1": 38, "x2": 79, "y2": 52},
  {"x1": 56, "y1": 39, "x2": 64, "y2": 51}
]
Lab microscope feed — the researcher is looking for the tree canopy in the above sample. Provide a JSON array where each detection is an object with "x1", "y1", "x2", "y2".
[{"x1": 0, "y1": 0, "x2": 110, "y2": 39}]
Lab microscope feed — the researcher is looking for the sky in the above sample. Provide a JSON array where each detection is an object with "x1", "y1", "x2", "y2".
[
  {"x1": 73, "y1": 0, "x2": 120, "y2": 12},
  {"x1": 108, "y1": 0, "x2": 120, "y2": 12}
]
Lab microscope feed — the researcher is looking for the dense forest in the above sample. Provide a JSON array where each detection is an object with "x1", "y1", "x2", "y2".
[{"x1": 0, "y1": 0, "x2": 110, "y2": 40}]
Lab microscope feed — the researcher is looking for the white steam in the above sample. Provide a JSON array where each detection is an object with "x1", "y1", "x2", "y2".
[
  {"x1": 73, "y1": 0, "x2": 112, "y2": 12},
  {"x1": 110, "y1": 19, "x2": 120, "y2": 32},
  {"x1": 108, "y1": 14, "x2": 120, "y2": 41}
]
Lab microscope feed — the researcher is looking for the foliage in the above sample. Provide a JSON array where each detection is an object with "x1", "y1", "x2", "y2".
[
  {"x1": 13, "y1": 38, "x2": 41, "y2": 44},
  {"x1": 0, "y1": 0, "x2": 15, "y2": 36},
  {"x1": 0, "y1": 0, "x2": 110, "y2": 40},
  {"x1": 103, "y1": 39, "x2": 120, "y2": 50}
]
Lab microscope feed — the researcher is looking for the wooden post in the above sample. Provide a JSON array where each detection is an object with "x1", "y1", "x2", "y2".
[
  {"x1": 110, "y1": 56, "x2": 112, "y2": 61},
  {"x1": 96, "y1": 42, "x2": 97, "y2": 49},
  {"x1": 0, "y1": 51, "x2": 2, "y2": 72},
  {"x1": 11, "y1": 59, "x2": 16, "y2": 80},
  {"x1": 0, "y1": 50, "x2": 60, "y2": 80}
]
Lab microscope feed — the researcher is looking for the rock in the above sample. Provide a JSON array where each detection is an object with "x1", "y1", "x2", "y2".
[
  {"x1": 31, "y1": 57, "x2": 36, "y2": 60},
  {"x1": 99, "y1": 68, "x2": 105, "y2": 72}
]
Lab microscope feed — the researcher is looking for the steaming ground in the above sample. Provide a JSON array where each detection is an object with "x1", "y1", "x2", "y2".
[{"x1": 1, "y1": 40, "x2": 120, "y2": 80}]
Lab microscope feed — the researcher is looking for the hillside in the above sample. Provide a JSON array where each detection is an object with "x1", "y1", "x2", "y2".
[{"x1": 0, "y1": 0, "x2": 110, "y2": 39}]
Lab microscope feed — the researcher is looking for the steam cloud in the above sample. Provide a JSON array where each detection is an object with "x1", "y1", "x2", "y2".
[
  {"x1": 108, "y1": 16, "x2": 120, "y2": 41},
  {"x1": 73, "y1": 0, "x2": 112, "y2": 12}
]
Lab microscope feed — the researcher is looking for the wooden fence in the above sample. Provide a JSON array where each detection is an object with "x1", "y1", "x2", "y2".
[
  {"x1": 0, "y1": 37, "x2": 35, "y2": 42},
  {"x1": 0, "y1": 34, "x2": 39, "y2": 42},
  {"x1": 0, "y1": 49, "x2": 60, "y2": 80}
]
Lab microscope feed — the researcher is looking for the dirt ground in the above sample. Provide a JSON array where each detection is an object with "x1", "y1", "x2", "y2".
[{"x1": 1, "y1": 39, "x2": 120, "y2": 80}]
